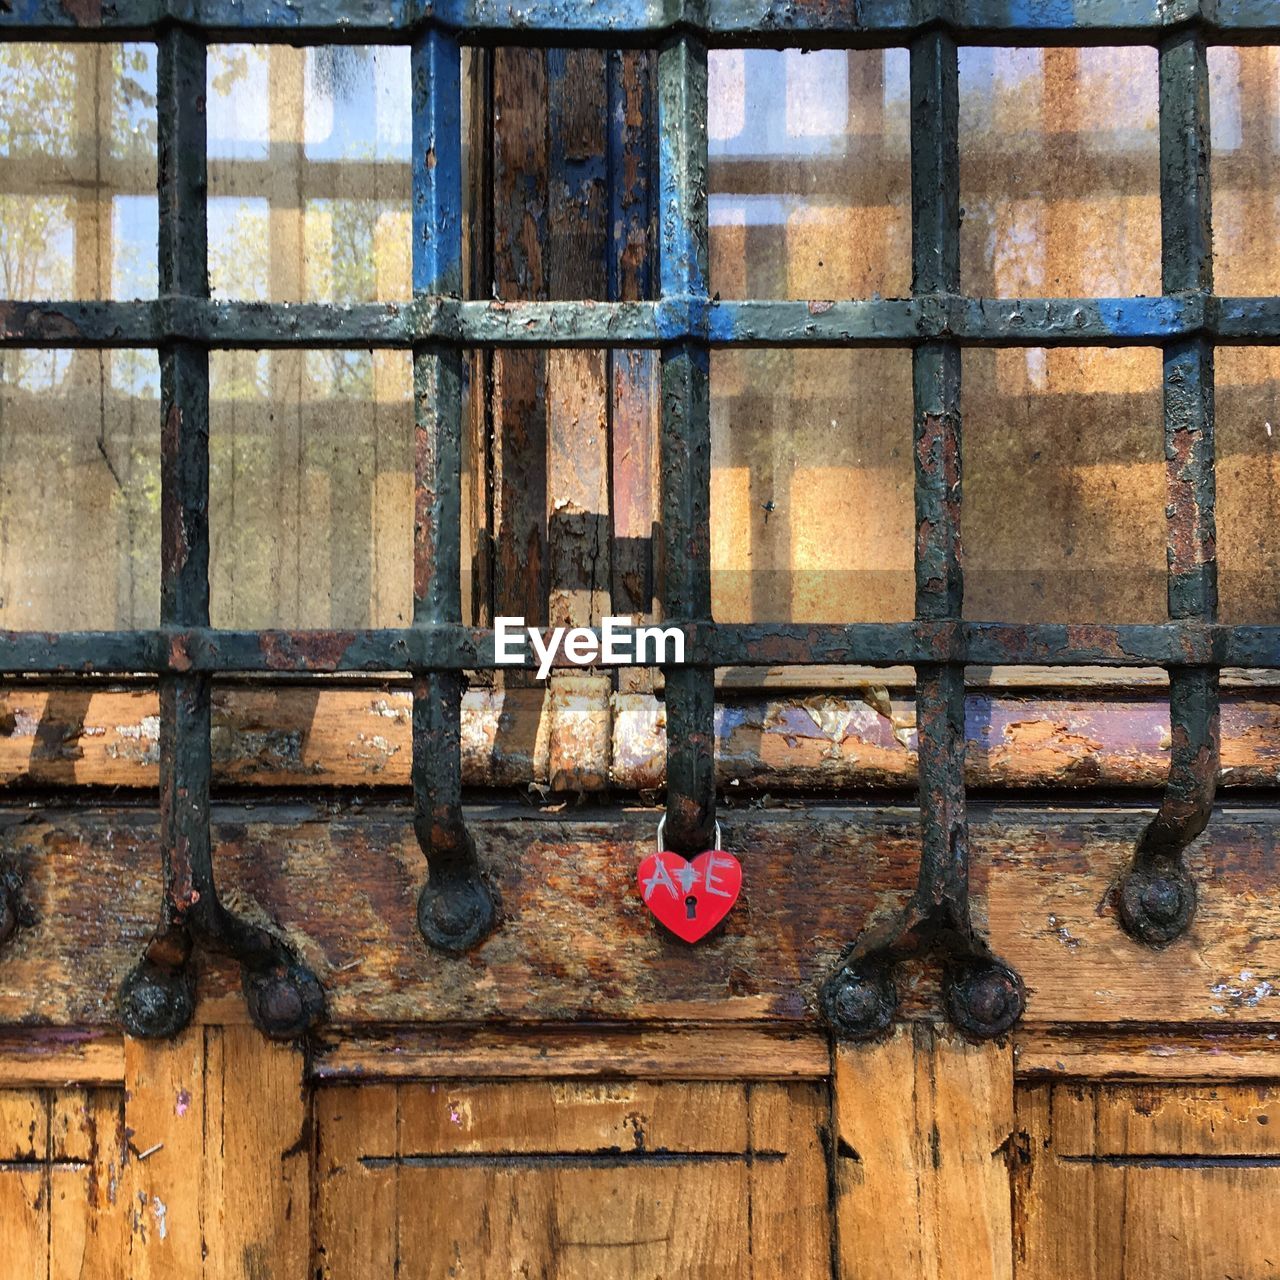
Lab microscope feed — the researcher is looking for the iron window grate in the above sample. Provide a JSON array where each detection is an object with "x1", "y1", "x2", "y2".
[{"x1": 0, "y1": 1, "x2": 1277, "y2": 1042}]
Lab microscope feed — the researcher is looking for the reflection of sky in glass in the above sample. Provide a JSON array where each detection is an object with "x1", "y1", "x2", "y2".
[
  {"x1": 112, "y1": 195, "x2": 158, "y2": 298},
  {"x1": 207, "y1": 45, "x2": 410, "y2": 162},
  {"x1": 710, "y1": 49, "x2": 909, "y2": 160},
  {"x1": 114, "y1": 43, "x2": 157, "y2": 159},
  {"x1": 959, "y1": 46, "x2": 1156, "y2": 150},
  {"x1": 0, "y1": 44, "x2": 77, "y2": 157},
  {"x1": 209, "y1": 196, "x2": 270, "y2": 300},
  {"x1": 710, "y1": 194, "x2": 791, "y2": 229},
  {"x1": 208, "y1": 46, "x2": 271, "y2": 159},
  {"x1": 304, "y1": 46, "x2": 410, "y2": 161}
]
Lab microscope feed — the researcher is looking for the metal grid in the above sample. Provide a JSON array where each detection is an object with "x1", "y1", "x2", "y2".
[{"x1": 1, "y1": 1, "x2": 1278, "y2": 1041}]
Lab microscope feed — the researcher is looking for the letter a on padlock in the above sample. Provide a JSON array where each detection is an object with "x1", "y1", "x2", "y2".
[{"x1": 636, "y1": 818, "x2": 741, "y2": 943}]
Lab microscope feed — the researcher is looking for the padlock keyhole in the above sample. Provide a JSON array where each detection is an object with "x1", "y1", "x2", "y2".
[{"x1": 685, "y1": 895, "x2": 697, "y2": 920}]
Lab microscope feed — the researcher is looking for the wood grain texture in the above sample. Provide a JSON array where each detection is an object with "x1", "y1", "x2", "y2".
[
  {"x1": 0, "y1": 1091, "x2": 50, "y2": 1280},
  {"x1": 0, "y1": 1030, "x2": 125, "y2": 1088},
  {"x1": 121, "y1": 1028, "x2": 309, "y2": 1280},
  {"x1": 50, "y1": 1089, "x2": 130, "y2": 1280},
  {"x1": 1015, "y1": 1082, "x2": 1280, "y2": 1280},
  {"x1": 9, "y1": 684, "x2": 1280, "y2": 794},
  {"x1": 316, "y1": 1079, "x2": 829, "y2": 1279},
  {"x1": 122, "y1": 1030, "x2": 206, "y2": 1278},
  {"x1": 833, "y1": 1026, "x2": 1015, "y2": 1280},
  {"x1": 311, "y1": 1023, "x2": 829, "y2": 1082},
  {"x1": 1014, "y1": 1028, "x2": 1280, "y2": 1082},
  {"x1": 2, "y1": 805, "x2": 1280, "y2": 1029}
]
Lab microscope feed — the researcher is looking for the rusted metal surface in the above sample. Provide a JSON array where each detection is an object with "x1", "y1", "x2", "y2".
[
  {"x1": 1, "y1": 0, "x2": 1277, "y2": 1050},
  {"x1": 820, "y1": 30, "x2": 1023, "y2": 1043},
  {"x1": 1117, "y1": 31, "x2": 1221, "y2": 948},
  {"x1": 116, "y1": 29, "x2": 325, "y2": 1044},
  {"x1": 411, "y1": 30, "x2": 496, "y2": 954},
  {"x1": 2, "y1": 0, "x2": 1278, "y2": 41},
  {"x1": 658, "y1": 34, "x2": 716, "y2": 855}
]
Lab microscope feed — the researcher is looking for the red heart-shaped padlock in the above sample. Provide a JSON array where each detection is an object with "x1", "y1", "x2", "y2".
[{"x1": 636, "y1": 849, "x2": 742, "y2": 943}]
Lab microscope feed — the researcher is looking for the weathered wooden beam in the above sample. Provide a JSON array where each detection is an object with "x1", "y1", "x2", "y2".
[
  {"x1": 1, "y1": 805, "x2": 1279, "y2": 1029},
  {"x1": 832, "y1": 1025, "x2": 1014, "y2": 1280},
  {"x1": 6, "y1": 684, "x2": 1280, "y2": 793}
]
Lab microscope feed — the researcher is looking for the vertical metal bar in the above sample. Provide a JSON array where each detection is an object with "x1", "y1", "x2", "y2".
[
  {"x1": 412, "y1": 28, "x2": 495, "y2": 952},
  {"x1": 910, "y1": 31, "x2": 970, "y2": 934},
  {"x1": 120, "y1": 27, "x2": 323, "y2": 1041},
  {"x1": 821, "y1": 31, "x2": 1022, "y2": 1042},
  {"x1": 1119, "y1": 28, "x2": 1219, "y2": 945},
  {"x1": 118, "y1": 26, "x2": 209, "y2": 1039},
  {"x1": 911, "y1": 31, "x2": 1023, "y2": 1038},
  {"x1": 657, "y1": 34, "x2": 714, "y2": 854}
]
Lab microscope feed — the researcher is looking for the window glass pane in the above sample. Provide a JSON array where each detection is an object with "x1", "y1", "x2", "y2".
[
  {"x1": 964, "y1": 348, "x2": 1164, "y2": 623},
  {"x1": 0, "y1": 43, "x2": 157, "y2": 300},
  {"x1": 1217, "y1": 347, "x2": 1280, "y2": 622},
  {"x1": 710, "y1": 350, "x2": 914, "y2": 622},
  {"x1": 709, "y1": 49, "x2": 910, "y2": 300},
  {"x1": 207, "y1": 45, "x2": 411, "y2": 303},
  {"x1": 1209, "y1": 46, "x2": 1280, "y2": 296},
  {"x1": 0, "y1": 350, "x2": 160, "y2": 629},
  {"x1": 209, "y1": 349, "x2": 417, "y2": 629},
  {"x1": 960, "y1": 48, "x2": 1159, "y2": 298}
]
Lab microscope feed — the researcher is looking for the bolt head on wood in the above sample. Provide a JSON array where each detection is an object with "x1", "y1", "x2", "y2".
[
  {"x1": 418, "y1": 869, "x2": 497, "y2": 954},
  {"x1": 819, "y1": 962, "x2": 897, "y2": 1040},
  {"x1": 118, "y1": 961, "x2": 196, "y2": 1040},
  {"x1": 944, "y1": 960, "x2": 1025, "y2": 1040},
  {"x1": 1118, "y1": 862, "x2": 1196, "y2": 947},
  {"x1": 243, "y1": 962, "x2": 326, "y2": 1040}
]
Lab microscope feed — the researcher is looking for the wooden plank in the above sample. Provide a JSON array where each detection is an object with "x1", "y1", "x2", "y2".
[
  {"x1": 1015, "y1": 1028, "x2": 1280, "y2": 1082},
  {"x1": 392, "y1": 1079, "x2": 754, "y2": 1278},
  {"x1": 310, "y1": 1024, "x2": 830, "y2": 1082},
  {"x1": 398, "y1": 1159, "x2": 751, "y2": 1278},
  {"x1": 1016, "y1": 1081, "x2": 1280, "y2": 1280},
  {"x1": 0, "y1": 1029, "x2": 125, "y2": 1088},
  {"x1": 748, "y1": 1083, "x2": 831, "y2": 1280},
  {"x1": 1052, "y1": 1083, "x2": 1280, "y2": 1157},
  {"x1": 201, "y1": 1027, "x2": 310, "y2": 1280},
  {"x1": 122, "y1": 1030, "x2": 205, "y2": 1279},
  {"x1": 0, "y1": 1088, "x2": 51, "y2": 1277},
  {"x1": 8, "y1": 805, "x2": 1280, "y2": 1029},
  {"x1": 833, "y1": 1025, "x2": 1014, "y2": 1280},
  {"x1": 10, "y1": 684, "x2": 1280, "y2": 793},
  {"x1": 491, "y1": 47, "x2": 550, "y2": 653},
  {"x1": 0, "y1": 1086, "x2": 47, "y2": 1160},
  {"x1": 396, "y1": 1080, "x2": 748, "y2": 1155},
  {"x1": 312, "y1": 1083, "x2": 400, "y2": 1280},
  {"x1": 0, "y1": 1162, "x2": 49, "y2": 1280},
  {"x1": 49, "y1": 1089, "x2": 130, "y2": 1280}
]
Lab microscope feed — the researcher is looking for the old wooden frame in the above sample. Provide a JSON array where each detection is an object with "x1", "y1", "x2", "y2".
[{"x1": 1, "y1": 0, "x2": 1278, "y2": 1043}]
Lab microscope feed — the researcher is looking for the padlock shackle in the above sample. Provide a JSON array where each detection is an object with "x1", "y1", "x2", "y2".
[{"x1": 656, "y1": 815, "x2": 721, "y2": 854}]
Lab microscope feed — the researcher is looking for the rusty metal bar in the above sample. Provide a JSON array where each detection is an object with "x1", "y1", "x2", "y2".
[
  {"x1": 4, "y1": 619, "x2": 1280, "y2": 674},
  {"x1": 13, "y1": 295, "x2": 1280, "y2": 350},
  {"x1": 1118, "y1": 28, "x2": 1220, "y2": 947},
  {"x1": 821, "y1": 28, "x2": 1023, "y2": 1042},
  {"x1": 2, "y1": 0, "x2": 1278, "y2": 42},
  {"x1": 410, "y1": 26, "x2": 497, "y2": 954},
  {"x1": 657, "y1": 33, "x2": 715, "y2": 854},
  {"x1": 116, "y1": 27, "x2": 324, "y2": 1041}
]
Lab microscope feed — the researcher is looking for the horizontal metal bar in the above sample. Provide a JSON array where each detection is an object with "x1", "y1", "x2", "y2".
[
  {"x1": 3, "y1": 621, "x2": 1277, "y2": 673},
  {"x1": 6, "y1": 296, "x2": 1280, "y2": 350},
  {"x1": 2, "y1": 0, "x2": 1278, "y2": 41}
]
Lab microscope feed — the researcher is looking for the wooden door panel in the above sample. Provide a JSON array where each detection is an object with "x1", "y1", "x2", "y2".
[
  {"x1": 314, "y1": 1079, "x2": 831, "y2": 1279},
  {"x1": 1016, "y1": 1082, "x2": 1280, "y2": 1280}
]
